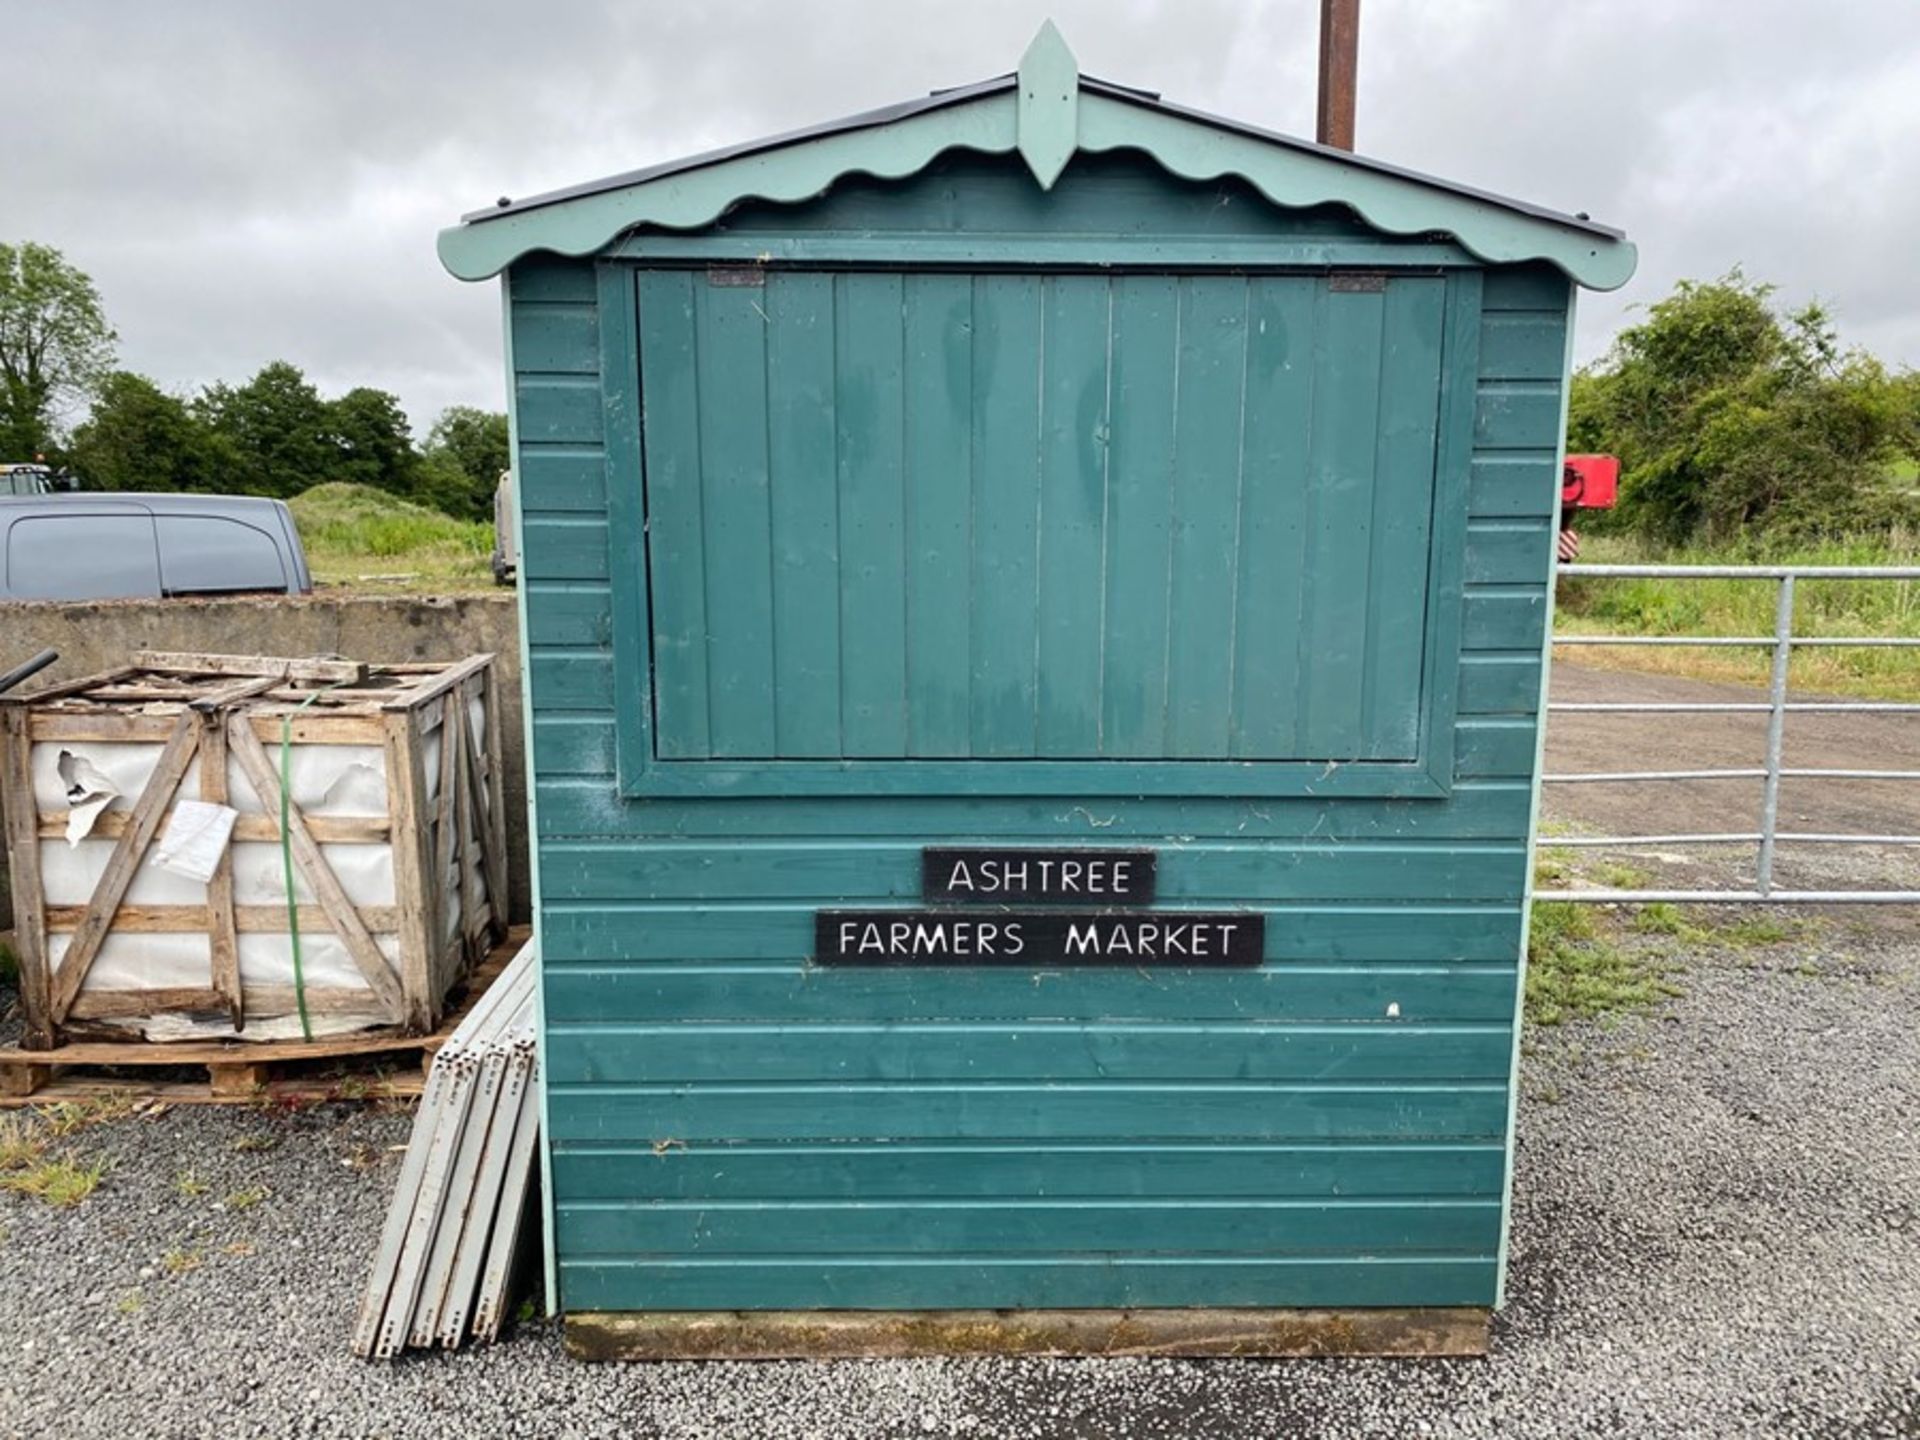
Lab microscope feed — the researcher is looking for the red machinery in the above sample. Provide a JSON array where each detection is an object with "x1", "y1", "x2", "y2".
[{"x1": 1562, "y1": 453, "x2": 1619, "y2": 511}]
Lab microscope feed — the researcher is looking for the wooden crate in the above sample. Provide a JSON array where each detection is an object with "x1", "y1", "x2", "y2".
[{"x1": 1, "y1": 651, "x2": 509, "y2": 1049}]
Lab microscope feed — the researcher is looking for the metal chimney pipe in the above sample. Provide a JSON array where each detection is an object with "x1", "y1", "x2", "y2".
[{"x1": 1316, "y1": 0, "x2": 1360, "y2": 150}]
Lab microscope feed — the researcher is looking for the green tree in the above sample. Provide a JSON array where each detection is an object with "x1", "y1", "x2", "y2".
[
  {"x1": 195, "y1": 360, "x2": 335, "y2": 498},
  {"x1": 328, "y1": 385, "x2": 417, "y2": 497},
  {"x1": 0, "y1": 242, "x2": 117, "y2": 458},
  {"x1": 1570, "y1": 272, "x2": 1917, "y2": 544},
  {"x1": 66, "y1": 371, "x2": 239, "y2": 493},
  {"x1": 417, "y1": 405, "x2": 508, "y2": 520}
]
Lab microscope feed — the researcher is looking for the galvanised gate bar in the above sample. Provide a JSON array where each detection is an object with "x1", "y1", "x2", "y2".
[{"x1": 439, "y1": 27, "x2": 1635, "y2": 1357}]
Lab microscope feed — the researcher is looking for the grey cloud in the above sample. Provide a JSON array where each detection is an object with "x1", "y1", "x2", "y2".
[{"x1": 4, "y1": 0, "x2": 1917, "y2": 432}]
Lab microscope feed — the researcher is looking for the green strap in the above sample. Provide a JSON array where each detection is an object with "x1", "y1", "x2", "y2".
[{"x1": 279, "y1": 682, "x2": 350, "y2": 1041}]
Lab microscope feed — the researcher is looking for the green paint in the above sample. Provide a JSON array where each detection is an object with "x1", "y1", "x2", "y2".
[
  {"x1": 490, "y1": 126, "x2": 1583, "y2": 1316},
  {"x1": 559, "y1": 1258, "x2": 1496, "y2": 1312},
  {"x1": 612, "y1": 266, "x2": 1465, "y2": 789},
  {"x1": 541, "y1": 966, "x2": 1523, "y2": 1025},
  {"x1": 554, "y1": 1141, "x2": 1506, "y2": 1200}
]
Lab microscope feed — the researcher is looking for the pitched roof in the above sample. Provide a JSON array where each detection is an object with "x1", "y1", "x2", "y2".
[{"x1": 438, "y1": 23, "x2": 1635, "y2": 289}]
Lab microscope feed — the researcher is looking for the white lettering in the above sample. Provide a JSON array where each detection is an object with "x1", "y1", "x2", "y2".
[
  {"x1": 1065, "y1": 922, "x2": 1100, "y2": 956},
  {"x1": 946, "y1": 861, "x2": 975, "y2": 893}
]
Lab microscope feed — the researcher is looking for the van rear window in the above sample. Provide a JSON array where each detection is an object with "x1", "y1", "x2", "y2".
[{"x1": 156, "y1": 515, "x2": 287, "y2": 595}]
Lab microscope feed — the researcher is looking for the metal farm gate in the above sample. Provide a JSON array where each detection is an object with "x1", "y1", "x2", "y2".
[{"x1": 1537, "y1": 562, "x2": 1920, "y2": 905}]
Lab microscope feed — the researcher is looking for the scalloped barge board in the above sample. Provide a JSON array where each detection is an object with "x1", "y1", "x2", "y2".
[
  {"x1": 438, "y1": 28, "x2": 1634, "y2": 290},
  {"x1": 565, "y1": 1307, "x2": 1492, "y2": 1360}
]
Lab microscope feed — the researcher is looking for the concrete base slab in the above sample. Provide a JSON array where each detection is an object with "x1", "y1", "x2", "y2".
[{"x1": 565, "y1": 1307, "x2": 1491, "y2": 1361}]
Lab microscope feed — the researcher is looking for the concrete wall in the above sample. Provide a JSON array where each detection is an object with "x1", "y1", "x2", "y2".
[{"x1": 0, "y1": 592, "x2": 529, "y2": 921}]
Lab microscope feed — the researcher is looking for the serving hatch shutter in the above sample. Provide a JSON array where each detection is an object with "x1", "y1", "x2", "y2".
[{"x1": 634, "y1": 268, "x2": 1447, "y2": 762}]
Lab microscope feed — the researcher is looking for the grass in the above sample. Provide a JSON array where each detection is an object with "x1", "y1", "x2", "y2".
[
  {"x1": 290, "y1": 482, "x2": 493, "y2": 590},
  {"x1": 0, "y1": 1153, "x2": 108, "y2": 1208},
  {"x1": 222, "y1": 1185, "x2": 268, "y2": 1212},
  {"x1": 1526, "y1": 850, "x2": 1818, "y2": 1027},
  {"x1": 1525, "y1": 900, "x2": 1681, "y2": 1027},
  {"x1": 173, "y1": 1169, "x2": 209, "y2": 1199},
  {"x1": 0, "y1": 1092, "x2": 148, "y2": 1210},
  {"x1": 0, "y1": 1117, "x2": 45, "y2": 1172},
  {"x1": 1557, "y1": 530, "x2": 1920, "y2": 699},
  {"x1": 160, "y1": 1246, "x2": 202, "y2": 1277},
  {"x1": 35, "y1": 1091, "x2": 137, "y2": 1137}
]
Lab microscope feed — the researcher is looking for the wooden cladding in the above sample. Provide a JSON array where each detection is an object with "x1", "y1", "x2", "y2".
[{"x1": 633, "y1": 268, "x2": 1451, "y2": 764}]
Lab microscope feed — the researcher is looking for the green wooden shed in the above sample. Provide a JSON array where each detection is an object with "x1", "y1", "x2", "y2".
[{"x1": 440, "y1": 25, "x2": 1634, "y2": 1358}]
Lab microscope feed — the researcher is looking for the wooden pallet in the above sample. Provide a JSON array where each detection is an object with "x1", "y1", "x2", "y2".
[{"x1": 0, "y1": 928, "x2": 529, "y2": 1107}]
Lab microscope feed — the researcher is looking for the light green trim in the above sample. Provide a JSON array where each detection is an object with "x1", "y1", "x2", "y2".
[
  {"x1": 500, "y1": 280, "x2": 559, "y2": 1319},
  {"x1": 1017, "y1": 20, "x2": 1079, "y2": 189},
  {"x1": 438, "y1": 61, "x2": 1634, "y2": 290},
  {"x1": 439, "y1": 98, "x2": 1019, "y2": 281},
  {"x1": 1495, "y1": 289, "x2": 1579, "y2": 1307},
  {"x1": 1074, "y1": 95, "x2": 1635, "y2": 290}
]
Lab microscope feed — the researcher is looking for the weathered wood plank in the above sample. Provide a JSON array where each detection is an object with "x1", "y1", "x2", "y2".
[
  {"x1": 50, "y1": 714, "x2": 199, "y2": 1023},
  {"x1": 37, "y1": 811, "x2": 389, "y2": 844},
  {"x1": 134, "y1": 652, "x2": 367, "y2": 684},
  {"x1": 565, "y1": 1306, "x2": 1491, "y2": 1359},
  {"x1": 1, "y1": 706, "x2": 53, "y2": 1047},
  {"x1": 226, "y1": 719, "x2": 407, "y2": 1022},
  {"x1": 44, "y1": 904, "x2": 400, "y2": 933},
  {"x1": 198, "y1": 714, "x2": 242, "y2": 1029}
]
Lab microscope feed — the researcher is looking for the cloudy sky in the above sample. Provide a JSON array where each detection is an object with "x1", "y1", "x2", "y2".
[{"x1": 7, "y1": 0, "x2": 1918, "y2": 432}]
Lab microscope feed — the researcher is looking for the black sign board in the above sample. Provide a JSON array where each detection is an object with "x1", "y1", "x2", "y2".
[
  {"x1": 922, "y1": 847, "x2": 1157, "y2": 905},
  {"x1": 816, "y1": 910, "x2": 1262, "y2": 967}
]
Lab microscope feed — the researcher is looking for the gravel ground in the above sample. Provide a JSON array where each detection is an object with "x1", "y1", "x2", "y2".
[{"x1": 0, "y1": 921, "x2": 1914, "y2": 1439}]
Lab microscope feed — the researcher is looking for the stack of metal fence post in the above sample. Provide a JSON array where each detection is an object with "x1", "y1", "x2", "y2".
[{"x1": 352, "y1": 942, "x2": 539, "y2": 1359}]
